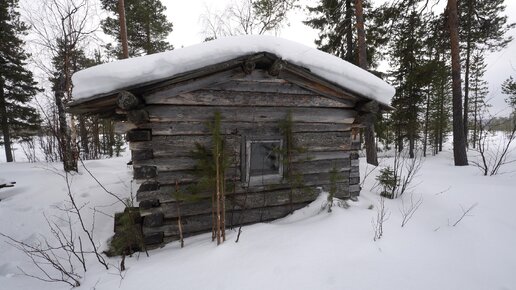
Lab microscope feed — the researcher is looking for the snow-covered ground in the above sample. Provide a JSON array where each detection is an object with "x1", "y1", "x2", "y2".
[{"x1": 1, "y1": 142, "x2": 515, "y2": 290}]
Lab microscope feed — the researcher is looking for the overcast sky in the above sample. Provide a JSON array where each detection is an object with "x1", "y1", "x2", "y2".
[{"x1": 163, "y1": 0, "x2": 516, "y2": 116}]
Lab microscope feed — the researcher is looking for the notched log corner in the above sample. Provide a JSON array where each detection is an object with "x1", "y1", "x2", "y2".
[
  {"x1": 126, "y1": 129, "x2": 152, "y2": 142},
  {"x1": 127, "y1": 109, "x2": 149, "y2": 125}
]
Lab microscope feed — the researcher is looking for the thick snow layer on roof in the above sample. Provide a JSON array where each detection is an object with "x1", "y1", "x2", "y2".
[{"x1": 72, "y1": 35, "x2": 395, "y2": 106}]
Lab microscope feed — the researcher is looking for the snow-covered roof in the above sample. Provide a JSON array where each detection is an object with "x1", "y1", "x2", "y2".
[{"x1": 71, "y1": 35, "x2": 395, "y2": 106}]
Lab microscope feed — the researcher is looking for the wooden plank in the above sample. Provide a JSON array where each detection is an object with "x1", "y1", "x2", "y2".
[
  {"x1": 145, "y1": 89, "x2": 354, "y2": 108},
  {"x1": 146, "y1": 106, "x2": 356, "y2": 124},
  {"x1": 141, "y1": 122, "x2": 352, "y2": 136}
]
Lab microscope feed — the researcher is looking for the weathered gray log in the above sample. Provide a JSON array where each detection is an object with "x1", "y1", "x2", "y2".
[
  {"x1": 134, "y1": 151, "x2": 350, "y2": 173},
  {"x1": 144, "y1": 122, "x2": 352, "y2": 136},
  {"x1": 139, "y1": 199, "x2": 160, "y2": 210},
  {"x1": 268, "y1": 59, "x2": 285, "y2": 76},
  {"x1": 130, "y1": 132, "x2": 352, "y2": 158},
  {"x1": 142, "y1": 212, "x2": 164, "y2": 227},
  {"x1": 281, "y1": 68, "x2": 361, "y2": 103},
  {"x1": 127, "y1": 109, "x2": 149, "y2": 124},
  {"x1": 205, "y1": 79, "x2": 312, "y2": 95},
  {"x1": 126, "y1": 129, "x2": 152, "y2": 142},
  {"x1": 146, "y1": 106, "x2": 356, "y2": 124},
  {"x1": 117, "y1": 90, "x2": 141, "y2": 110},
  {"x1": 141, "y1": 187, "x2": 323, "y2": 219},
  {"x1": 137, "y1": 181, "x2": 160, "y2": 193},
  {"x1": 143, "y1": 232, "x2": 164, "y2": 245},
  {"x1": 134, "y1": 166, "x2": 157, "y2": 179},
  {"x1": 145, "y1": 90, "x2": 354, "y2": 108},
  {"x1": 143, "y1": 68, "x2": 246, "y2": 100},
  {"x1": 242, "y1": 60, "x2": 256, "y2": 74},
  {"x1": 142, "y1": 202, "x2": 310, "y2": 238},
  {"x1": 132, "y1": 149, "x2": 154, "y2": 161},
  {"x1": 137, "y1": 171, "x2": 352, "y2": 202}
]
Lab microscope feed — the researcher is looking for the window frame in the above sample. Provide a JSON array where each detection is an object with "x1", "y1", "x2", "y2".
[{"x1": 242, "y1": 136, "x2": 284, "y2": 187}]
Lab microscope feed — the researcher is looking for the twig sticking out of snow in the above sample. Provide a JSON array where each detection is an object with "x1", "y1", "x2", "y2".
[
  {"x1": 399, "y1": 193, "x2": 423, "y2": 227},
  {"x1": 452, "y1": 203, "x2": 478, "y2": 227},
  {"x1": 372, "y1": 197, "x2": 390, "y2": 241}
]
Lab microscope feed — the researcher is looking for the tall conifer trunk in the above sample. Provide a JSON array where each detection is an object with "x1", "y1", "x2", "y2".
[
  {"x1": 0, "y1": 79, "x2": 13, "y2": 162},
  {"x1": 345, "y1": 0, "x2": 353, "y2": 62},
  {"x1": 463, "y1": 0, "x2": 474, "y2": 145},
  {"x1": 118, "y1": 0, "x2": 129, "y2": 58},
  {"x1": 447, "y1": 0, "x2": 469, "y2": 166},
  {"x1": 355, "y1": 0, "x2": 378, "y2": 166}
]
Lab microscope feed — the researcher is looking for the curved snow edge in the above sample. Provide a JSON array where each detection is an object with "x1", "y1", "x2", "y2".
[{"x1": 72, "y1": 35, "x2": 395, "y2": 106}]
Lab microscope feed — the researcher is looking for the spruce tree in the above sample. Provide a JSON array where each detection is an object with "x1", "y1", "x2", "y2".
[
  {"x1": 101, "y1": 0, "x2": 174, "y2": 58},
  {"x1": 304, "y1": 0, "x2": 387, "y2": 68},
  {"x1": 0, "y1": 0, "x2": 41, "y2": 162},
  {"x1": 388, "y1": 7, "x2": 428, "y2": 158}
]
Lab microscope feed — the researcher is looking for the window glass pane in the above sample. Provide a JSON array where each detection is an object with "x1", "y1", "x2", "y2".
[{"x1": 249, "y1": 141, "x2": 281, "y2": 177}]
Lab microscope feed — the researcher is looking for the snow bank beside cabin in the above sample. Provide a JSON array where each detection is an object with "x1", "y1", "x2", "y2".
[{"x1": 72, "y1": 35, "x2": 395, "y2": 106}]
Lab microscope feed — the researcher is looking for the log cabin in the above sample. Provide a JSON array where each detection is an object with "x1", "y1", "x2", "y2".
[{"x1": 69, "y1": 35, "x2": 395, "y2": 247}]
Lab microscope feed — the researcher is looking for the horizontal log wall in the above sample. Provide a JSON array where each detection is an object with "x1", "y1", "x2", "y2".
[{"x1": 130, "y1": 69, "x2": 360, "y2": 245}]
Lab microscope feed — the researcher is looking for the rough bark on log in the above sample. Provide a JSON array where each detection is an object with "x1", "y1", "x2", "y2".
[{"x1": 117, "y1": 91, "x2": 140, "y2": 110}]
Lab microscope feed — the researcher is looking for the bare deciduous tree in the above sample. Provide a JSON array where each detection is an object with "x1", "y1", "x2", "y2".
[
  {"x1": 201, "y1": 0, "x2": 298, "y2": 40},
  {"x1": 471, "y1": 114, "x2": 516, "y2": 176},
  {"x1": 372, "y1": 197, "x2": 389, "y2": 241},
  {"x1": 23, "y1": 0, "x2": 100, "y2": 171}
]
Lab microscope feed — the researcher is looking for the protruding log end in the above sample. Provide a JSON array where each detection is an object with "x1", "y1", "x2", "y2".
[
  {"x1": 268, "y1": 59, "x2": 285, "y2": 76},
  {"x1": 117, "y1": 90, "x2": 141, "y2": 110},
  {"x1": 127, "y1": 109, "x2": 149, "y2": 124},
  {"x1": 242, "y1": 60, "x2": 256, "y2": 75}
]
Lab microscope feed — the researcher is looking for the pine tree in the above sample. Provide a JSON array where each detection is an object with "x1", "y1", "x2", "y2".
[
  {"x1": 447, "y1": 0, "x2": 468, "y2": 166},
  {"x1": 101, "y1": 0, "x2": 173, "y2": 58},
  {"x1": 0, "y1": 0, "x2": 41, "y2": 162}
]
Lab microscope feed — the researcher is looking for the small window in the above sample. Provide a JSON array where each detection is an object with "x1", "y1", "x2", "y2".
[{"x1": 245, "y1": 139, "x2": 283, "y2": 185}]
